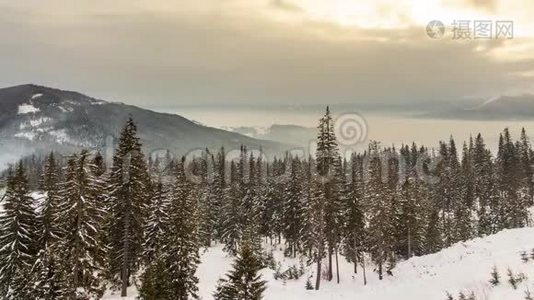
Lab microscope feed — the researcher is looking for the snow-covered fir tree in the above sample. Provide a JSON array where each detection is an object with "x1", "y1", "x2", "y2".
[
  {"x1": 155, "y1": 158, "x2": 201, "y2": 299},
  {"x1": 214, "y1": 234, "x2": 266, "y2": 300},
  {"x1": 0, "y1": 162, "x2": 38, "y2": 299},
  {"x1": 315, "y1": 106, "x2": 343, "y2": 282},
  {"x1": 165, "y1": 158, "x2": 201, "y2": 299},
  {"x1": 282, "y1": 156, "x2": 305, "y2": 257},
  {"x1": 37, "y1": 152, "x2": 62, "y2": 250},
  {"x1": 303, "y1": 166, "x2": 327, "y2": 290},
  {"x1": 107, "y1": 117, "x2": 150, "y2": 297},
  {"x1": 142, "y1": 177, "x2": 169, "y2": 264},
  {"x1": 342, "y1": 153, "x2": 365, "y2": 274},
  {"x1": 56, "y1": 151, "x2": 107, "y2": 298}
]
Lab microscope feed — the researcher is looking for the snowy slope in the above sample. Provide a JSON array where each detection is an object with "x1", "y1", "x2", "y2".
[
  {"x1": 0, "y1": 84, "x2": 291, "y2": 169},
  {"x1": 103, "y1": 227, "x2": 534, "y2": 300}
]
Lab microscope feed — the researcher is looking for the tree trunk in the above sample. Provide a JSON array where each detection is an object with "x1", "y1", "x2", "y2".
[
  {"x1": 378, "y1": 259, "x2": 383, "y2": 280},
  {"x1": 72, "y1": 196, "x2": 83, "y2": 299},
  {"x1": 353, "y1": 240, "x2": 358, "y2": 274},
  {"x1": 335, "y1": 247, "x2": 340, "y2": 284},
  {"x1": 315, "y1": 259, "x2": 322, "y2": 290},
  {"x1": 362, "y1": 254, "x2": 367, "y2": 285},
  {"x1": 328, "y1": 247, "x2": 333, "y2": 281},
  {"x1": 407, "y1": 226, "x2": 412, "y2": 258},
  {"x1": 121, "y1": 209, "x2": 131, "y2": 297}
]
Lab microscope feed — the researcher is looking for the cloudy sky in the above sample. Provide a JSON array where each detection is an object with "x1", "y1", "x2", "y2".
[{"x1": 0, "y1": 0, "x2": 534, "y2": 106}]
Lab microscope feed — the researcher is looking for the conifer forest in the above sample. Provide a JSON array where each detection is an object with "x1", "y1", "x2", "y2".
[{"x1": 1, "y1": 108, "x2": 533, "y2": 300}]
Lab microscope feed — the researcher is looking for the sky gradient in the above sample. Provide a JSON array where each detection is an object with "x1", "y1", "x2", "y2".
[{"x1": 0, "y1": 0, "x2": 533, "y2": 106}]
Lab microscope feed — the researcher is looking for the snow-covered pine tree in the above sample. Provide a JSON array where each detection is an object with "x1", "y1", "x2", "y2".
[
  {"x1": 138, "y1": 176, "x2": 170, "y2": 300},
  {"x1": 282, "y1": 156, "x2": 305, "y2": 258},
  {"x1": 214, "y1": 235, "x2": 267, "y2": 300},
  {"x1": 162, "y1": 158, "x2": 201, "y2": 299},
  {"x1": 396, "y1": 176, "x2": 427, "y2": 259},
  {"x1": 56, "y1": 151, "x2": 106, "y2": 298},
  {"x1": 342, "y1": 153, "x2": 365, "y2": 273},
  {"x1": 471, "y1": 133, "x2": 495, "y2": 235},
  {"x1": 447, "y1": 137, "x2": 465, "y2": 245},
  {"x1": 258, "y1": 157, "x2": 285, "y2": 244},
  {"x1": 196, "y1": 150, "x2": 221, "y2": 247},
  {"x1": 315, "y1": 106, "x2": 342, "y2": 282},
  {"x1": 212, "y1": 147, "x2": 227, "y2": 241},
  {"x1": 455, "y1": 142, "x2": 475, "y2": 242},
  {"x1": 138, "y1": 255, "x2": 169, "y2": 299},
  {"x1": 220, "y1": 161, "x2": 244, "y2": 255},
  {"x1": 0, "y1": 162, "x2": 38, "y2": 299},
  {"x1": 497, "y1": 128, "x2": 528, "y2": 229},
  {"x1": 28, "y1": 152, "x2": 64, "y2": 299},
  {"x1": 365, "y1": 142, "x2": 395, "y2": 280},
  {"x1": 518, "y1": 128, "x2": 534, "y2": 218},
  {"x1": 38, "y1": 152, "x2": 62, "y2": 249},
  {"x1": 240, "y1": 151, "x2": 262, "y2": 236},
  {"x1": 257, "y1": 159, "x2": 279, "y2": 243},
  {"x1": 433, "y1": 138, "x2": 462, "y2": 247},
  {"x1": 107, "y1": 117, "x2": 150, "y2": 296},
  {"x1": 142, "y1": 177, "x2": 169, "y2": 264},
  {"x1": 302, "y1": 160, "x2": 327, "y2": 290},
  {"x1": 28, "y1": 245, "x2": 64, "y2": 300}
]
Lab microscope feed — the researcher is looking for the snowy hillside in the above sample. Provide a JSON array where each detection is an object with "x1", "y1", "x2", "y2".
[
  {"x1": 0, "y1": 84, "x2": 291, "y2": 168},
  {"x1": 103, "y1": 227, "x2": 534, "y2": 300}
]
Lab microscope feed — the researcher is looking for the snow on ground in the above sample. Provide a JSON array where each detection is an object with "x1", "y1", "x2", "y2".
[
  {"x1": 18, "y1": 103, "x2": 40, "y2": 114},
  {"x1": 102, "y1": 227, "x2": 534, "y2": 300},
  {"x1": 31, "y1": 93, "x2": 43, "y2": 99}
]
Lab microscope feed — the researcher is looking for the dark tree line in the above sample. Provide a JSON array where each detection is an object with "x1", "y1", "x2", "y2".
[{"x1": 0, "y1": 109, "x2": 533, "y2": 299}]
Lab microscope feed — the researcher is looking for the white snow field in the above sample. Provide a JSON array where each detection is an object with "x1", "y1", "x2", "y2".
[
  {"x1": 17, "y1": 103, "x2": 40, "y2": 114},
  {"x1": 103, "y1": 227, "x2": 534, "y2": 300}
]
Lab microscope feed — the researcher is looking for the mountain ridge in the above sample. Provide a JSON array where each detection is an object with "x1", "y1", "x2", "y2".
[{"x1": 0, "y1": 84, "x2": 294, "y2": 167}]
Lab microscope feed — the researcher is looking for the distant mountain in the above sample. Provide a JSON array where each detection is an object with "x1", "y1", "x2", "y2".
[
  {"x1": 0, "y1": 84, "x2": 293, "y2": 167},
  {"x1": 420, "y1": 94, "x2": 534, "y2": 120},
  {"x1": 225, "y1": 124, "x2": 317, "y2": 147}
]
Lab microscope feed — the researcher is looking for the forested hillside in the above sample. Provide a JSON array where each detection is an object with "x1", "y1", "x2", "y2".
[{"x1": 0, "y1": 108, "x2": 533, "y2": 299}]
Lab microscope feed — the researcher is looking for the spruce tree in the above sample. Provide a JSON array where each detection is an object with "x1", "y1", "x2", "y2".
[
  {"x1": 472, "y1": 133, "x2": 494, "y2": 235},
  {"x1": 138, "y1": 257, "x2": 169, "y2": 299},
  {"x1": 303, "y1": 167, "x2": 327, "y2": 290},
  {"x1": 38, "y1": 152, "x2": 62, "y2": 249},
  {"x1": 343, "y1": 153, "x2": 365, "y2": 273},
  {"x1": 107, "y1": 117, "x2": 150, "y2": 296},
  {"x1": 0, "y1": 162, "x2": 37, "y2": 299},
  {"x1": 220, "y1": 163, "x2": 244, "y2": 255},
  {"x1": 315, "y1": 106, "x2": 342, "y2": 281},
  {"x1": 142, "y1": 178, "x2": 169, "y2": 264},
  {"x1": 29, "y1": 153, "x2": 64, "y2": 299},
  {"x1": 497, "y1": 128, "x2": 527, "y2": 229},
  {"x1": 366, "y1": 142, "x2": 395, "y2": 280},
  {"x1": 455, "y1": 142, "x2": 474, "y2": 242},
  {"x1": 56, "y1": 151, "x2": 106, "y2": 298},
  {"x1": 214, "y1": 237, "x2": 267, "y2": 300},
  {"x1": 282, "y1": 156, "x2": 305, "y2": 257},
  {"x1": 161, "y1": 159, "x2": 201, "y2": 299},
  {"x1": 28, "y1": 245, "x2": 64, "y2": 300}
]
